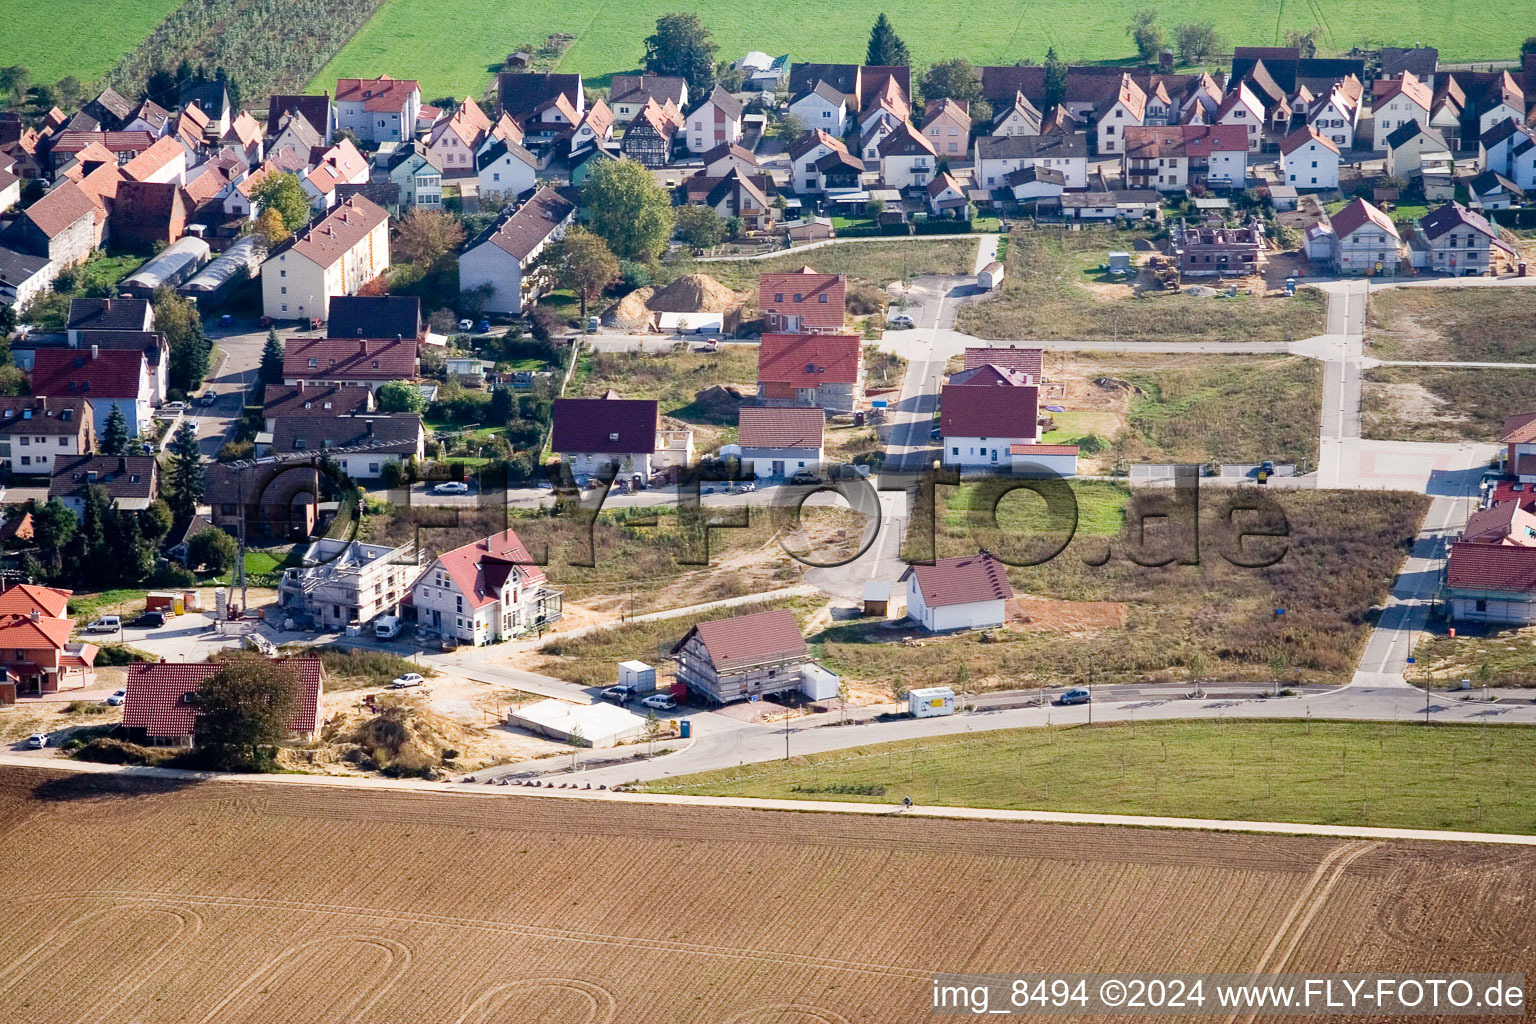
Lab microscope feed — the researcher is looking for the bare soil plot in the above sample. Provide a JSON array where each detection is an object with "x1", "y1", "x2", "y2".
[
  {"x1": 1, "y1": 767, "x2": 1533, "y2": 1023},
  {"x1": 1362, "y1": 366, "x2": 1536, "y2": 442},
  {"x1": 1366, "y1": 287, "x2": 1536, "y2": 362}
]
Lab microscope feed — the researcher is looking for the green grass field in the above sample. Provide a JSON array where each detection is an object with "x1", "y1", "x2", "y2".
[
  {"x1": 0, "y1": 0, "x2": 182, "y2": 85},
  {"x1": 310, "y1": 0, "x2": 1531, "y2": 100},
  {"x1": 643, "y1": 719, "x2": 1536, "y2": 834}
]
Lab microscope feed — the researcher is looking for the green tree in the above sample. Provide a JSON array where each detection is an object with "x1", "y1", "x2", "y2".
[
  {"x1": 377, "y1": 379, "x2": 427, "y2": 413},
  {"x1": 771, "y1": 112, "x2": 807, "y2": 144},
  {"x1": 643, "y1": 707, "x2": 664, "y2": 756},
  {"x1": 105, "y1": 505, "x2": 154, "y2": 585},
  {"x1": 642, "y1": 12, "x2": 718, "y2": 97},
  {"x1": 140, "y1": 499, "x2": 174, "y2": 544},
  {"x1": 66, "y1": 484, "x2": 111, "y2": 586},
  {"x1": 1043, "y1": 48, "x2": 1068, "y2": 109},
  {"x1": 393, "y1": 207, "x2": 465, "y2": 267},
  {"x1": 0, "y1": 66, "x2": 29, "y2": 107},
  {"x1": 1128, "y1": 9, "x2": 1166, "y2": 63},
  {"x1": 866, "y1": 14, "x2": 911, "y2": 66},
  {"x1": 194, "y1": 655, "x2": 300, "y2": 771},
  {"x1": 1284, "y1": 27, "x2": 1319, "y2": 58},
  {"x1": 260, "y1": 328, "x2": 284, "y2": 385},
  {"x1": 188, "y1": 527, "x2": 237, "y2": 574},
  {"x1": 51, "y1": 76, "x2": 84, "y2": 112},
  {"x1": 919, "y1": 58, "x2": 984, "y2": 105},
  {"x1": 582, "y1": 158, "x2": 676, "y2": 262},
  {"x1": 538, "y1": 227, "x2": 619, "y2": 320},
  {"x1": 1524, "y1": 36, "x2": 1536, "y2": 56},
  {"x1": 100, "y1": 404, "x2": 129, "y2": 455},
  {"x1": 673, "y1": 205, "x2": 726, "y2": 250},
  {"x1": 251, "y1": 172, "x2": 312, "y2": 233},
  {"x1": 155, "y1": 287, "x2": 210, "y2": 392},
  {"x1": 165, "y1": 421, "x2": 205, "y2": 522},
  {"x1": 30, "y1": 498, "x2": 75, "y2": 574},
  {"x1": 1175, "y1": 21, "x2": 1222, "y2": 64}
]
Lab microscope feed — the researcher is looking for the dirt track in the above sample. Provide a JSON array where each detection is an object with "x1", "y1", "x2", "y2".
[{"x1": 0, "y1": 768, "x2": 1532, "y2": 1023}]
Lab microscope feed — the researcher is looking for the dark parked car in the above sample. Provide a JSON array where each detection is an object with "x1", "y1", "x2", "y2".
[{"x1": 132, "y1": 610, "x2": 167, "y2": 629}]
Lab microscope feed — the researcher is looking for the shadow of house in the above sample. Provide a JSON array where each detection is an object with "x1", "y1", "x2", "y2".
[{"x1": 205, "y1": 461, "x2": 322, "y2": 544}]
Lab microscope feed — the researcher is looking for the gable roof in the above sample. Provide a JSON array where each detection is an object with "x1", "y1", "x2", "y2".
[
  {"x1": 757, "y1": 333, "x2": 861, "y2": 387},
  {"x1": 264, "y1": 382, "x2": 373, "y2": 418},
  {"x1": 1280, "y1": 125, "x2": 1339, "y2": 156},
  {"x1": 269, "y1": 195, "x2": 387, "y2": 269},
  {"x1": 610, "y1": 74, "x2": 688, "y2": 107},
  {"x1": 0, "y1": 612, "x2": 75, "y2": 651},
  {"x1": 788, "y1": 129, "x2": 847, "y2": 162},
  {"x1": 1381, "y1": 47, "x2": 1439, "y2": 79},
  {"x1": 1501, "y1": 411, "x2": 1536, "y2": 444},
  {"x1": 737, "y1": 406, "x2": 824, "y2": 449},
  {"x1": 284, "y1": 336, "x2": 417, "y2": 380},
  {"x1": 270, "y1": 413, "x2": 422, "y2": 454},
  {"x1": 429, "y1": 530, "x2": 546, "y2": 609},
  {"x1": 551, "y1": 396, "x2": 659, "y2": 454},
  {"x1": 675, "y1": 608, "x2": 806, "y2": 671},
  {"x1": 124, "y1": 658, "x2": 324, "y2": 739},
  {"x1": 0, "y1": 583, "x2": 71, "y2": 619},
  {"x1": 497, "y1": 72, "x2": 582, "y2": 121},
  {"x1": 31, "y1": 347, "x2": 146, "y2": 399},
  {"x1": 698, "y1": 140, "x2": 757, "y2": 169},
  {"x1": 1446, "y1": 541, "x2": 1536, "y2": 595},
  {"x1": 1419, "y1": 201, "x2": 1497, "y2": 242},
  {"x1": 1374, "y1": 72, "x2": 1432, "y2": 111},
  {"x1": 0, "y1": 396, "x2": 92, "y2": 435},
  {"x1": 703, "y1": 167, "x2": 772, "y2": 211},
  {"x1": 466, "y1": 186, "x2": 574, "y2": 262},
  {"x1": 48, "y1": 455, "x2": 157, "y2": 503},
  {"x1": 67, "y1": 297, "x2": 151, "y2": 332},
  {"x1": 269, "y1": 109, "x2": 323, "y2": 152},
  {"x1": 976, "y1": 132, "x2": 1087, "y2": 162},
  {"x1": 1464, "y1": 501, "x2": 1536, "y2": 545},
  {"x1": 267, "y1": 94, "x2": 331, "y2": 136},
  {"x1": 758, "y1": 267, "x2": 846, "y2": 329},
  {"x1": 948, "y1": 364, "x2": 1032, "y2": 388},
  {"x1": 900, "y1": 552, "x2": 1014, "y2": 608},
  {"x1": 335, "y1": 76, "x2": 419, "y2": 111},
  {"x1": 877, "y1": 120, "x2": 936, "y2": 159},
  {"x1": 699, "y1": 84, "x2": 744, "y2": 121},
  {"x1": 326, "y1": 295, "x2": 421, "y2": 340},
  {"x1": 50, "y1": 130, "x2": 154, "y2": 155},
  {"x1": 1386, "y1": 119, "x2": 1444, "y2": 151},
  {"x1": 576, "y1": 98, "x2": 614, "y2": 138},
  {"x1": 1328, "y1": 197, "x2": 1399, "y2": 241},
  {"x1": 940, "y1": 382, "x2": 1039, "y2": 437},
  {"x1": 434, "y1": 95, "x2": 493, "y2": 148},
  {"x1": 963, "y1": 345, "x2": 1043, "y2": 377},
  {"x1": 475, "y1": 137, "x2": 537, "y2": 174},
  {"x1": 21, "y1": 181, "x2": 96, "y2": 240}
]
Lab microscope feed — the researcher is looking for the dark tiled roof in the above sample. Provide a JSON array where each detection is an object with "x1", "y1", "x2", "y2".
[
  {"x1": 1419, "y1": 202, "x2": 1496, "y2": 242},
  {"x1": 124, "y1": 658, "x2": 323, "y2": 739},
  {"x1": 940, "y1": 383, "x2": 1039, "y2": 437},
  {"x1": 610, "y1": 74, "x2": 688, "y2": 107},
  {"x1": 496, "y1": 72, "x2": 582, "y2": 121},
  {"x1": 284, "y1": 336, "x2": 417, "y2": 380},
  {"x1": 551, "y1": 397, "x2": 658, "y2": 454},
  {"x1": 264, "y1": 383, "x2": 373, "y2": 418},
  {"x1": 48, "y1": 455, "x2": 157, "y2": 502},
  {"x1": 467, "y1": 187, "x2": 574, "y2": 262},
  {"x1": 270, "y1": 414, "x2": 422, "y2": 454},
  {"x1": 737, "y1": 406, "x2": 824, "y2": 449},
  {"x1": 0, "y1": 396, "x2": 91, "y2": 435},
  {"x1": 326, "y1": 295, "x2": 421, "y2": 341},
  {"x1": 901, "y1": 552, "x2": 1014, "y2": 608},
  {"x1": 67, "y1": 297, "x2": 152, "y2": 332},
  {"x1": 976, "y1": 133, "x2": 1087, "y2": 161},
  {"x1": 266, "y1": 94, "x2": 331, "y2": 136}
]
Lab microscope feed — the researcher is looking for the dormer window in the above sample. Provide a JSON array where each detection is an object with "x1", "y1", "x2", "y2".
[
  {"x1": 608, "y1": 432, "x2": 620, "y2": 442},
  {"x1": 308, "y1": 358, "x2": 318, "y2": 368}
]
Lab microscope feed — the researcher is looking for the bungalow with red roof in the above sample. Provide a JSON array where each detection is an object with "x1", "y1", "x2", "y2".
[
  {"x1": 756, "y1": 333, "x2": 862, "y2": 412},
  {"x1": 736, "y1": 406, "x2": 824, "y2": 479},
  {"x1": 283, "y1": 336, "x2": 418, "y2": 392},
  {"x1": 670, "y1": 607, "x2": 811, "y2": 703},
  {"x1": 758, "y1": 267, "x2": 846, "y2": 333},
  {"x1": 939, "y1": 381, "x2": 1041, "y2": 470},
  {"x1": 0, "y1": 610, "x2": 98, "y2": 694},
  {"x1": 259, "y1": 195, "x2": 390, "y2": 320},
  {"x1": 409, "y1": 530, "x2": 561, "y2": 644},
  {"x1": 551, "y1": 395, "x2": 692, "y2": 485},
  {"x1": 899, "y1": 551, "x2": 1013, "y2": 632},
  {"x1": 122, "y1": 658, "x2": 324, "y2": 747},
  {"x1": 335, "y1": 76, "x2": 421, "y2": 144}
]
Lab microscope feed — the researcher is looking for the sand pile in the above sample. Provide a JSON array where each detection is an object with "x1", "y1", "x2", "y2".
[
  {"x1": 604, "y1": 286, "x2": 656, "y2": 328},
  {"x1": 647, "y1": 274, "x2": 744, "y2": 313},
  {"x1": 326, "y1": 696, "x2": 468, "y2": 776},
  {"x1": 693, "y1": 384, "x2": 750, "y2": 418}
]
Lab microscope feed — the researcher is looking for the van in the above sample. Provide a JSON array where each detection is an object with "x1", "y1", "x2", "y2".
[{"x1": 375, "y1": 615, "x2": 402, "y2": 640}]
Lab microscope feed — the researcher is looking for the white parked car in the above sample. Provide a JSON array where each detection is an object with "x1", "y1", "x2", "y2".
[
  {"x1": 161, "y1": 401, "x2": 186, "y2": 413},
  {"x1": 640, "y1": 694, "x2": 677, "y2": 711},
  {"x1": 26, "y1": 733, "x2": 47, "y2": 749},
  {"x1": 458, "y1": 319, "x2": 474, "y2": 331},
  {"x1": 390, "y1": 673, "x2": 425, "y2": 689},
  {"x1": 105, "y1": 689, "x2": 127, "y2": 706},
  {"x1": 433, "y1": 481, "x2": 470, "y2": 495}
]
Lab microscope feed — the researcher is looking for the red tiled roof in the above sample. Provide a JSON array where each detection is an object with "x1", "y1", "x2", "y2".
[
  {"x1": 429, "y1": 530, "x2": 546, "y2": 610},
  {"x1": 336, "y1": 76, "x2": 419, "y2": 112},
  {"x1": 284, "y1": 336, "x2": 417, "y2": 381},
  {"x1": 1374, "y1": 71, "x2": 1432, "y2": 111},
  {"x1": 1500, "y1": 411, "x2": 1536, "y2": 444},
  {"x1": 551, "y1": 397, "x2": 658, "y2": 455},
  {"x1": 900, "y1": 552, "x2": 1014, "y2": 608},
  {"x1": 737, "y1": 406, "x2": 824, "y2": 449},
  {"x1": 1464, "y1": 501, "x2": 1536, "y2": 545},
  {"x1": 1280, "y1": 125, "x2": 1338, "y2": 156},
  {"x1": 50, "y1": 130, "x2": 154, "y2": 154},
  {"x1": 758, "y1": 267, "x2": 846, "y2": 330},
  {"x1": 0, "y1": 612, "x2": 73, "y2": 649},
  {"x1": 1446, "y1": 541, "x2": 1536, "y2": 594},
  {"x1": 32, "y1": 347, "x2": 145, "y2": 399},
  {"x1": 1329, "y1": 197, "x2": 1399, "y2": 241},
  {"x1": 1010, "y1": 443, "x2": 1081, "y2": 455},
  {"x1": 964, "y1": 346, "x2": 1043, "y2": 377},
  {"x1": 23, "y1": 181, "x2": 97, "y2": 239},
  {"x1": 123, "y1": 658, "x2": 324, "y2": 739},
  {"x1": 0, "y1": 584, "x2": 71, "y2": 619},
  {"x1": 677, "y1": 608, "x2": 806, "y2": 672},
  {"x1": 757, "y1": 333, "x2": 860, "y2": 387},
  {"x1": 940, "y1": 383, "x2": 1040, "y2": 438},
  {"x1": 121, "y1": 136, "x2": 184, "y2": 181}
]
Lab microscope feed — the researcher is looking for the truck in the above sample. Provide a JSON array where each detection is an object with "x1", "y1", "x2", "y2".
[
  {"x1": 907, "y1": 686, "x2": 956, "y2": 718},
  {"x1": 374, "y1": 615, "x2": 402, "y2": 640}
]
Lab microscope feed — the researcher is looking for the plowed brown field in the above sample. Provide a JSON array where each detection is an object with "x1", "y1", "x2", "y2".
[{"x1": 0, "y1": 768, "x2": 1532, "y2": 1023}]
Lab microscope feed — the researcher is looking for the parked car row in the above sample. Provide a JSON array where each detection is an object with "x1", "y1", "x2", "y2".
[{"x1": 599, "y1": 684, "x2": 677, "y2": 711}]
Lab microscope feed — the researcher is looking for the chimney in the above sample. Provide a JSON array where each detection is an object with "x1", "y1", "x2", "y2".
[
  {"x1": 29, "y1": 610, "x2": 39, "y2": 623},
  {"x1": 359, "y1": 339, "x2": 369, "y2": 355},
  {"x1": 118, "y1": 456, "x2": 127, "y2": 472},
  {"x1": 90, "y1": 344, "x2": 99, "y2": 360}
]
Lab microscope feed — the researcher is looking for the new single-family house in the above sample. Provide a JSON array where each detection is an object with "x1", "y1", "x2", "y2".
[
  {"x1": 1171, "y1": 217, "x2": 1267, "y2": 277},
  {"x1": 1280, "y1": 126, "x2": 1341, "y2": 189},
  {"x1": 940, "y1": 381, "x2": 1041, "y2": 470},
  {"x1": 758, "y1": 267, "x2": 846, "y2": 333},
  {"x1": 48, "y1": 454, "x2": 159, "y2": 515},
  {"x1": 1372, "y1": 72, "x2": 1433, "y2": 149},
  {"x1": 756, "y1": 333, "x2": 863, "y2": 413},
  {"x1": 1462, "y1": 501, "x2": 1536, "y2": 546},
  {"x1": 278, "y1": 538, "x2": 421, "y2": 628},
  {"x1": 1480, "y1": 119, "x2": 1536, "y2": 191},
  {"x1": 900, "y1": 551, "x2": 1013, "y2": 632},
  {"x1": 260, "y1": 195, "x2": 390, "y2": 321},
  {"x1": 1502, "y1": 411, "x2": 1536, "y2": 482},
  {"x1": 458, "y1": 187, "x2": 575, "y2": 314},
  {"x1": 335, "y1": 76, "x2": 421, "y2": 143},
  {"x1": 1413, "y1": 201, "x2": 1511, "y2": 277},
  {"x1": 0, "y1": 610, "x2": 97, "y2": 695},
  {"x1": 1444, "y1": 542, "x2": 1536, "y2": 625},
  {"x1": 123, "y1": 658, "x2": 324, "y2": 746},
  {"x1": 0, "y1": 396, "x2": 93, "y2": 475},
  {"x1": 736, "y1": 406, "x2": 824, "y2": 479},
  {"x1": 671, "y1": 608, "x2": 814, "y2": 704},
  {"x1": 31, "y1": 346, "x2": 152, "y2": 439},
  {"x1": 550, "y1": 396, "x2": 692, "y2": 485},
  {"x1": 410, "y1": 530, "x2": 561, "y2": 644},
  {"x1": 687, "y1": 86, "x2": 744, "y2": 154},
  {"x1": 963, "y1": 345, "x2": 1043, "y2": 381},
  {"x1": 1326, "y1": 198, "x2": 1403, "y2": 274}
]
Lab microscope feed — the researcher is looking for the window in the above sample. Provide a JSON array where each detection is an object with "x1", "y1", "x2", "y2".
[
  {"x1": 456, "y1": 595, "x2": 463, "y2": 612},
  {"x1": 951, "y1": 447, "x2": 959, "y2": 456},
  {"x1": 19, "y1": 456, "x2": 28, "y2": 466},
  {"x1": 280, "y1": 287, "x2": 287, "y2": 294},
  {"x1": 492, "y1": 172, "x2": 500, "y2": 182},
  {"x1": 18, "y1": 437, "x2": 26, "y2": 446},
  {"x1": 818, "y1": 294, "x2": 827, "y2": 303},
  {"x1": 282, "y1": 304, "x2": 288, "y2": 312},
  {"x1": 821, "y1": 110, "x2": 830, "y2": 119},
  {"x1": 279, "y1": 269, "x2": 285, "y2": 278},
  {"x1": 1476, "y1": 599, "x2": 1487, "y2": 612},
  {"x1": 58, "y1": 437, "x2": 66, "y2": 446}
]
